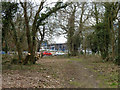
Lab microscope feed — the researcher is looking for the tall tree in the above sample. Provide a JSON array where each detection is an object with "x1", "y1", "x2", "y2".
[
  {"x1": 89, "y1": 2, "x2": 119, "y2": 60},
  {"x1": 2, "y1": 2, "x2": 18, "y2": 53},
  {"x1": 118, "y1": 2, "x2": 120, "y2": 65},
  {"x1": 20, "y1": 1, "x2": 69, "y2": 64}
]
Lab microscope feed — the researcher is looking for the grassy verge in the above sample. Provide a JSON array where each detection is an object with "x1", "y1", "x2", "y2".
[
  {"x1": 69, "y1": 58, "x2": 83, "y2": 62},
  {"x1": 2, "y1": 63, "x2": 44, "y2": 71},
  {"x1": 68, "y1": 55, "x2": 119, "y2": 88},
  {"x1": 89, "y1": 61, "x2": 118, "y2": 88}
]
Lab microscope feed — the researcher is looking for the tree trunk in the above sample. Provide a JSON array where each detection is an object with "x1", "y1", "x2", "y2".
[
  {"x1": 118, "y1": 15, "x2": 120, "y2": 65},
  {"x1": 118, "y1": 3, "x2": 120, "y2": 88},
  {"x1": 111, "y1": 16, "x2": 115, "y2": 60},
  {"x1": 37, "y1": 27, "x2": 45, "y2": 52},
  {"x1": 37, "y1": 40, "x2": 41, "y2": 52},
  {"x1": 16, "y1": 43, "x2": 22, "y2": 63},
  {"x1": 94, "y1": 3, "x2": 99, "y2": 24},
  {"x1": 67, "y1": 6, "x2": 76, "y2": 56},
  {"x1": 4, "y1": 39, "x2": 8, "y2": 54},
  {"x1": 21, "y1": 2, "x2": 33, "y2": 64},
  {"x1": 22, "y1": 2, "x2": 32, "y2": 54},
  {"x1": 11, "y1": 21, "x2": 23, "y2": 63},
  {"x1": 37, "y1": 40, "x2": 43, "y2": 52},
  {"x1": 31, "y1": 35, "x2": 36, "y2": 64},
  {"x1": 104, "y1": 17, "x2": 110, "y2": 61}
]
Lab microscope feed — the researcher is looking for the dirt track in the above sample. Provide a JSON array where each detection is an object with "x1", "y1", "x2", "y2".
[
  {"x1": 2, "y1": 57, "x2": 105, "y2": 88},
  {"x1": 37, "y1": 58, "x2": 100, "y2": 88}
]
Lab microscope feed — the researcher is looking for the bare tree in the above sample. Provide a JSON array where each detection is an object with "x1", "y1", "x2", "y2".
[{"x1": 20, "y1": 1, "x2": 69, "y2": 64}]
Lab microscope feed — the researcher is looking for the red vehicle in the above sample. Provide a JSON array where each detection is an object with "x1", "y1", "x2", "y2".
[{"x1": 42, "y1": 51, "x2": 52, "y2": 56}]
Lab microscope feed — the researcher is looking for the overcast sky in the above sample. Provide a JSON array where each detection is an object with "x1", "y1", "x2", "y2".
[{"x1": 53, "y1": 35, "x2": 67, "y2": 43}]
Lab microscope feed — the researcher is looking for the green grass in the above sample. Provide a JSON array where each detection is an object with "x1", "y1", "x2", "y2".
[
  {"x1": 110, "y1": 82, "x2": 118, "y2": 87},
  {"x1": 69, "y1": 81, "x2": 82, "y2": 87},
  {"x1": 84, "y1": 59, "x2": 118, "y2": 88},
  {"x1": 68, "y1": 56, "x2": 118, "y2": 88},
  {"x1": 69, "y1": 58, "x2": 83, "y2": 62}
]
